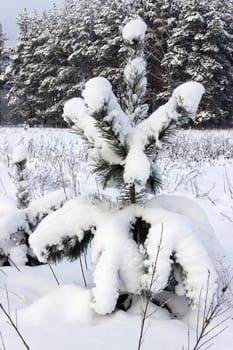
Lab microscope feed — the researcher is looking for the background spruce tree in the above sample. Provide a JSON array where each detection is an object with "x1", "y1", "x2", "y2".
[
  {"x1": 6, "y1": 10, "x2": 44, "y2": 124},
  {"x1": 135, "y1": 0, "x2": 181, "y2": 111},
  {"x1": 160, "y1": 0, "x2": 233, "y2": 125},
  {"x1": 3, "y1": 0, "x2": 233, "y2": 126},
  {"x1": 0, "y1": 23, "x2": 9, "y2": 125},
  {"x1": 0, "y1": 23, "x2": 9, "y2": 85}
]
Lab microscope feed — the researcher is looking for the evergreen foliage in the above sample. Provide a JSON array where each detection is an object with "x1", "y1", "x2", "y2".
[
  {"x1": 0, "y1": 23, "x2": 9, "y2": 85},
  {"x1": 44, "y1": 229, "x2": 94, "y2": 264},
  {"x1": 161, "y1": 0, "x2": 233, "y2": 125},
  {"x1": 13, "y1": 144, "x2": 31, "y2": 209},
  {"x1": 2, "y1": 0, "x2": 232, "y2": 126}
]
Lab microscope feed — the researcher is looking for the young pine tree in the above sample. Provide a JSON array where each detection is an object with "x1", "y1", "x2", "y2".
[
  {"x1": 12, "y1": 143, "x2": 31, "y2": 209},
  {"x1": 30, "y1": 18, "x2": 219, "y2": 316}
]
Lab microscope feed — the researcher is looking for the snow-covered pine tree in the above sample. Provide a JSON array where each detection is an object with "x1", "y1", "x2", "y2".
[
  {"x1": 0, "y1": 143, "x2": 31, "y2": 266},
  {"x1": 54, "y1": 0, "x2": 99, "y2": 116},
  {"x1": 29, "y1": 18, "x2": 219, "y2": 316},
  {"x1": 161, "y1": 0, "x2": 233, "y2": 125},
  {"x1": 0, "y1": 23, "x2": 9, "y2": 125},
  {"x1": 93, "y1": 0, "x2": 132, "y2": 96},
  {"x1": 134, "y1": 0, "x2": 181, "y2": 111},
  {"x1": 5, "y1": 10, "x2": 46, "y2": 124},
  {"x1": 0, "y1": 139, "x2": 73, "y2": 267},
  {"x1": 35, "y1": 4, "x2": 67, "y2": 126},
  {"x1": 0, "y1": 23, "x2": 9, "y2": 84},
  {"x1": 12, "y1": 143, "x2": 31, "y2": 209}
]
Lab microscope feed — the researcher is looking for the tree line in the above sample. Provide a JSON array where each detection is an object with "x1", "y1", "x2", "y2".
[{"x1": 0, "y1": 0, "x2": 233, "y2": 127}]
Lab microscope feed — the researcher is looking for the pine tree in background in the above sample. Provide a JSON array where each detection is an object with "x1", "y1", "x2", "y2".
[
  {"x1": 135, "y1": 0, "x2": 181, "y2": 111},
  {"x1": 3, "y1": 0, "x2": 233, "y2": 126},
  {"x1": 6, "y1": 10, "x2": 45, "y2": 124},
  {"x1": 161, "y1": 0, "x2": 233, "y2": 125},
  {"x1": 93, "y1": 0, "x2": 131, "y2": 96},
  {"x1": 29, "y1": 18, "x2": 220, "y2": 317},
  {"x1": 0, "y1": 23, "x2": 10, "y2": 125},
  {"x1": 62, "y1": 0, "x2": 99, "y2": 98},
  {"x1": 35, "y1": 4, "x2": 69, "y2": 125},
  {"x1": 0, "y1": 23, "x2": 9, "y2": 85}
]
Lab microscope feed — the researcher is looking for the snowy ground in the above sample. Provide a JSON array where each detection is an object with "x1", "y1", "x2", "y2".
[{"x1": 0, "y1": 126, "x2": 233, "y2": 350}]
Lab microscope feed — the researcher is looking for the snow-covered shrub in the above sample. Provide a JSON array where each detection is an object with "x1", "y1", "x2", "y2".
[
  {"x1": 0, "y1": 189, "x2": 71, "y2": 267},
  {"x1": 0, "y1": 140, "x2": 72, "y2": 267},
  {"x1": 12, "y1": 142, "x2": 31, "y2": 209},
  {"x1": 29, "y1": 18, "x2": 220, "y2": 316}
]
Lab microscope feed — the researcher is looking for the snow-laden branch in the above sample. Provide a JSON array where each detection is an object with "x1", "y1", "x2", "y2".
[
  {"x1": 63, "y1": 77, "x2": 131, "y2": 164},
  {"x1": 124, "y1": 82, "x2": 205, "y2": 186},
  {"x1": 29, "y1": 199, "x2": 218, "y2": 314},
  {"x1": 29, "y1": 197, "x2": 108, "y2": 262}
]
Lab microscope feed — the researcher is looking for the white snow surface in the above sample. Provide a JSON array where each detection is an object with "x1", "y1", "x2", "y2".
[
  {"x1": 0, "y1": 194, "x2": 17, "y2": 218},
  {"x1": 122, "y1": 18, "x2": 147, "y2": 44},
  {"x1": 20, "y1": 284, "x2": 96, "y2": 326}
]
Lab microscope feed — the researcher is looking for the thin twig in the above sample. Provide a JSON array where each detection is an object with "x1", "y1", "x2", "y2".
[
  {"x1": 0, "y1": 303, "x2": 30, "y2": 350},
  {"x1": 0, "y1": 330, "x2": 6, "y2": 350},
  {"x1": 137, "y1": 224, "x2": 163, "y2": 350},
  {"x1": 79, "y1": 256, "x2": 87, "y2": 287},
  {"x1": 48, "y1": 264, "x2": 60, "y2": 286},
  {"x1": 7, "y1": 256, "x2": 21, "y2": 272},
  {"x1": 4, "y1": 285, "x2": 10, "y2": 316}
]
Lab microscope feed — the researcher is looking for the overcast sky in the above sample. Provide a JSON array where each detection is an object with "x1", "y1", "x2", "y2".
[{"x1": 0, "y1": 0, "x2": 65, "y2": 46}]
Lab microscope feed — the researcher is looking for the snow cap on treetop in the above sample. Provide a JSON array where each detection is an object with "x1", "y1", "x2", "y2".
[
  {"x1": 122, "y1": 18, "x2": 147, "y2": 44},
  {"x1": 12, "y1": 143, "x2": 27, "y2": 164},
  {"x1": 82, "y1": 77, "x2": 113, "y2": 115},
  {"x1": 173, "y1": 81, "x2": 205, "y2": 114}
]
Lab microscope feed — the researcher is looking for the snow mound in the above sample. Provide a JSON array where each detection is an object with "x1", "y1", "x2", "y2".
[
  {"x1": 19, "y1": 284, "x2": 96, "y2": 326},
  {"x1": 127, "y1": 295, "x2": 170, "y2": 320},
  {"x1": 122, "y1": 18, "x2": 147, "y2": 44}
]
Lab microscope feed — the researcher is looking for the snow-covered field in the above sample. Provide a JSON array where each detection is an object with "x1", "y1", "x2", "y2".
[{"x1": 0, "y1": 126, "x2": 233, "y2": 350}]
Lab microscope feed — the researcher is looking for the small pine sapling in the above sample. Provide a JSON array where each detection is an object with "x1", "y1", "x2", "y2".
[
  {"x1": 30, "y1": 18, "x2": 220, "y2": 317},
  {"x1": 12, "y1": 143, "x2": 31, "y2": 209},
  {"x1": 0, "y1": 143, "x2": 31, "y2": 266},
  {"x1": 0, "y1": 143, "x2": 70, "y2": 267}
]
